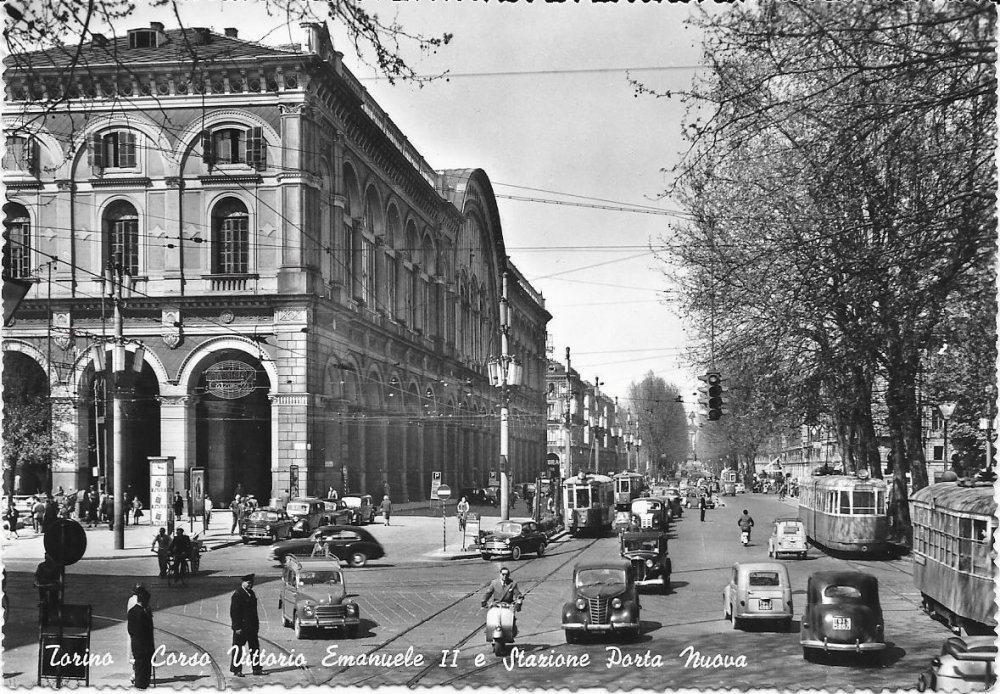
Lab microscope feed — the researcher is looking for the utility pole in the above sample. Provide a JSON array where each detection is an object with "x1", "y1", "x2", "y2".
[{"x1": 488, "y1": 271, "x2": 521, "y2": 522}]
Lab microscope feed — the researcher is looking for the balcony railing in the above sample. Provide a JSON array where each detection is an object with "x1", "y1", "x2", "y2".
[{"x1": 202, "y1": 273, "x2": 258, "y2": 292}]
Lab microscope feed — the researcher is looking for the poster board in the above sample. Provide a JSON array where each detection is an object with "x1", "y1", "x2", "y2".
[{"x1": 149, "y1": 457, "x2": 175, "y2": 527}]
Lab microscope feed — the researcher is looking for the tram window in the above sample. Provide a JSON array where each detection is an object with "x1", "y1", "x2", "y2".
[
  {"x1": 576, "y1": 489, "x2": 591, "y2": 508},
  {"x1": 853, "y1": 490, "x2": 875, "y2": 515},
  {"x1": 839, "y1": 491, "x2": 851, "y2": 514}
]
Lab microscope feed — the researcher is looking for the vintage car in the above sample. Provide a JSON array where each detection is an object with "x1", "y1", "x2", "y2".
[
  {"x1": 684, "y1": 488, "x2": 714, "y2": 509},
  {"x1": 663, "y1": 488, "x2": 683, "y2": 517},
  {"x1": 481, "y1": 520, "x2": 547, "y2": 561},
  {"x1": 768, "y1": 516, "x2": 808, "y2": 559},
  {"x1": 619, "y1": 531, "x2": 671, "y2": 591},
  {"x1": 916, "y1": 635, "x2": 997, "y2": 692},
  {"x1": 614, "y1": 510, "x2": 634, "y2": 534},
  {"x1": 562, "y1": 561, "x2": 641, "y2": 643},
  {"x1": 270, "y1": 525, "x2": 386, "y2": 567},
  {"x1": 340, "y1": 494, "x2": 376, "y2": 525},
  {"x1": 240, "y1": 508, "x2": 295, "y2": 544},
  {"x1": 723, "y1": 562, "x2": 793, "y2": 631},
  {"x1": 735, "y1": 483, "x2": 747, "y2": 494},
  {"x1": 630, "y1": 497, "x2": 671, "y2": 531},
  {"x1": 278, "y1": 555, "x2": 360, "y2": 639},
  {"x1": 320, "y1": 499, "x2": 354, "y2": 526},
  {"x1": 801, "y1": 571, "x2": 886, "y2": 661},
  {"x1": 286, "y1": 498, "x2": 328, "y2": 537}
]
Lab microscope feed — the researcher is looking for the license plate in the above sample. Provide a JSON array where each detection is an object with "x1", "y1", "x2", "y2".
[
  {"x1": 832, "y1": 617, "x2": 851, "y2": 630},
  {"x1": 758, "y1": 599, "x2": 772, "y2": 610}
]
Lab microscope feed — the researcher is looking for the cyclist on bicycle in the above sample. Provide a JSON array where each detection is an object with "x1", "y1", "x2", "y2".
[{"x1": 168, "y1": 527, "x2": 192, "y2": 579}]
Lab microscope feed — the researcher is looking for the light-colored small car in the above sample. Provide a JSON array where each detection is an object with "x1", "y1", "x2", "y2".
[
  {"x1": 278, "y1": 555, "x2": 360, "y2": 639},
  {"x1": 723, "y1": 562, "x2": 793, "y2": 631},
  {"x1": 735, "y1": 483, "x2": 746, "y2": 494},
  {"x1": 768, "y1": 516, "x2": 808, "y2": 559},
  {"x1": 916, "y1": 635, "x2": 997, "y2": 692},
  {"x1": 340, "y1": 494, "x2": 376, "y2": 525}
]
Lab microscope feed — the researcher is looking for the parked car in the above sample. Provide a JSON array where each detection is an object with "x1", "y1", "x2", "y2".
[
  {"x1": 916, "y1": 635, "x2": 997, "y2": 692},
  {"x1": 684, "y1": 488, "x2": 714, "y2": 509},
  {"x1": 619, "y1": 531, "x2": 671, "y2": 592},
  {"x1": 278, "y1": 555, "x2": 360, "y2": 639},
  {"x1": 286, "y1": 498, "x2": 328, "y2": 537},
  {"x1": 723, "y1": 561, "x2": 793, "y2": 631},
  {"x1": 340, "y1": 495, "x2": 376, "y2": 525},
  {"x1": 735, "y1": 483, "x2": 746, "y2": 494},
  {"x1": 562, "y1": 561, "x2": 641, "y2": 643},
  {"x1": 630, "y1": 497, "x2": 671, "y2": 531},
  {"x1": 663, "y1": 488, "x2": 683, "y2": 517},
  {"x1": 270, "y1": 525, "x2": 385, "y2": 567},
  {"x1": 801, "y1": 570, "x2": 886, "y2": 662},
  {"x1": 768, "y1": 516, "x2": 808, "y2": 559},
  {"x1": 481, "y1": 520, "x2": 547, "y2": 561},
  {"x1": 321, "y1": 499, "x2": 354, "y2": 526},
  {"x1": 240, "y1": 508, "x2": 295, "y2": 544}
]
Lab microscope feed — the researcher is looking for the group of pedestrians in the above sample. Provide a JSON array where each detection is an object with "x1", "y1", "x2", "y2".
[
  {"x1": 125, "y1": 572, "x2": 264, "y2": 689},
  {"x1": 228, "y1": 495, "x2": 259, "y2": 534}
]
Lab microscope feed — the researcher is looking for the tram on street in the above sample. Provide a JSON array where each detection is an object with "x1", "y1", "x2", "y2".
[
  {"x1": 613, "y1": 471, "x2": 647, "y2": 510},
  {"x1": 909, "y1": 475, "x2": 997, "y2": 635},
  {"x1": 721, "y1": 468, "x2": 738, "y2": 496},
  {"x1": 798, "y1": 470, "x2": 889, "y2": 554},
  {"x1": 563, "y1": 472, "x2": 614, "y2": 536}
]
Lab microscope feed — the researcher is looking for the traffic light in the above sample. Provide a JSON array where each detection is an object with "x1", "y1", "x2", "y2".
[{"x1": 707, "y1": 372, "x2": 724, "y2": 421}]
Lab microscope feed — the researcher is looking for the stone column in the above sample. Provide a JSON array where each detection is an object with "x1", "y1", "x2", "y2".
[
  {"x1": 51, "y1": 393, "x2": 80, "y2": 492},
  {"x1": 158, "y1": 392, "x2": 195, "y2": 499},
  {"x1": 270, "y1": 393, "x2": 310, "y2": 504}
]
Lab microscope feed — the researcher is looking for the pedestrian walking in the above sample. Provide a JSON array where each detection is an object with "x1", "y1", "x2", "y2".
[
  {"x1": 229, "y1": 574, "x2": 263, "y2": 677},
  {"x1": 127, "y1": 584, "x2": 155, "y2": 689},
  {"x1": 32, "y1": 496, "x2": 44, "y2": 533},
  {"x1": 78, "y1": 492, "x2": 91, "y2": 528},
  {"x1": 42, "y1": 494, "x2": 58, "y2": 532},
  {"x1": 132, "y1": 497, "x2": 144, "y2": 525},
  {"x1": 5, "y1": 500, "x2": 20, "y2": 540},
  {"x1": 151, "y1": 528, "x2": 170, "y2": 577},
  {"x1": 379, "y1": 495, "x2": 392, "y2": 526},
  {"x1": 229, "y1": 496, "x2": 243, "y2": 534},
  {"x1": 326, "y1": 486, "x2": 338, "y2": 501},
  {"x1": 699, "y1": 494, "x2": 706, "y2": 522},
  {"x1": 203, "y1": 496, "x2": 213, "y2": 531},
  {"x1": 172, "y1": 492, "x2": 184, "y2": 521}
]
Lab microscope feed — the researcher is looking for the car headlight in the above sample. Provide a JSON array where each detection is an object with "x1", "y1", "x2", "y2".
[
  {"x1": 645, "y1": 559, "x2": 654, "y2": 568},
  {"x1": 611, "y1": 598, "x2": 623, "y2": 609},
  {"x1": 240, "y1": 524, "x2": 246, "y2": 532},
  {"x1": 265, "y1": 525, "x2": 271, "y2": 531},
  {"x1": 302, "y1": 604, "x2": 314, "y2": 616},
  {"x1": 930, "y1": 658, "x2": 940, "y2": 669},
  {"x1": 345, "y1": 603, "x2": 358, "y2": 615},
  {"x1": 575, "y1": 598, "x2": 587, "y2": 611}
]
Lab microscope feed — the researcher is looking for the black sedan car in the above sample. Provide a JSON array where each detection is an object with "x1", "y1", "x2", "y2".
[
  {"x1": 480, "y1": 520, "x2": 547, "y2": 561},
  {"x1": 269, "y1": 525, "x2": 386, "y2": 568}
]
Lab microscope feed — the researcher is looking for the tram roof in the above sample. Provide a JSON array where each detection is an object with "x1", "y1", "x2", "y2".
[
  {"x1": 565, "y1": 473, "x2": 613, "y2": 484},
  {"x1": 804, "y1": 474, "x2": 887, "y2": 489},
  {"x1": 909, "y1": 481, "x2": 997, "y2": 516}
]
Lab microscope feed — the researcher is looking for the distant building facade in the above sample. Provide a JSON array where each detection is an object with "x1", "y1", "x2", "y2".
[{"x1": 3, "y1": 22, "x2": 549, "y2": 504}]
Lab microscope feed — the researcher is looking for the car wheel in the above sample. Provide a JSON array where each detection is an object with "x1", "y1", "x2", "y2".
[
  {"x1": 661, "y1": 575, "x2": 670, "y2": 592},
  {"x1": 723, "y1": 599, "x2": 730, "y2": 621},
  {"x1": 915, "y1": 672, "x2": 931, "y2": 692},
  {"x1": 241, "y1": 538, "x2": 248, "y2": 544},
  {"x1": 492, "y1": 639, "x2": 505, "y2": 657},
  {"x1": 282, "y1": 613, "x2": 292, "y2": 627},
  {"x1": 511, "y1": 546, "x2": 522, "y2": 561},
  {"x1": 349, "y1": 552, "x2": 368, "y2": 567},
  {"x1": 782, "y1": 618, "x2": 793, "y2": 633},
  {"x1": 536, "y1": 542, "x2": 546, "y2": 558},
  {"x1": 482, "y1": 553, "x2": 492, "y2": 560},
  {"x1": 346, "y1": 625, "x2": 359, "y2": 639},
  {"x1": 565, "y1": 630, "x2": 579, "y2": 644},
  {"x1": 294, "y1": 614, "x2": 307, "y2": 639},
  {"x1": 731, "y1": 615, "x2": 740, "y2": 630}
]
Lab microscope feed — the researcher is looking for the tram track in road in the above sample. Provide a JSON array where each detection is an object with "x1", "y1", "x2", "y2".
[{"x1": 316, "y1": 534, "x2": 605, "y2": 688}]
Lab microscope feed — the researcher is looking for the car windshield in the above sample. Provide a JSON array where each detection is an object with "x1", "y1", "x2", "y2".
[
  {"x1": 286, "y1": 503, "x2": 311, "y2": 515},
  {"x1": 494, "y1": 522, "x2": 522, "y2": 534},
  {"x1": 298, "y1": 571, "x2": 342, "y2": 586},
  {"x1": 824, "y1": 585, "x2": 863, "y2": 599},
  {"x1": 782, "y1": 524, "x2": 803, "y2": 534},
  {"x1": 748, "y1": 571, "x2": 781, "y2": 587},
  {"x1": 623, "y1": 538, "x2": 658, "y2": 552},
  {"x1": 633, "y1": 500, "x2": 661, "y2": 512},
  {"x1": 341, "y1": 497, "x2": 362, "y2": 508},
  {"x1": 249, "y1": 511, "x2": 280, "y2": 522},
  {"x1": 576, "y1": 568, "x2": 627, "y2": 589}
]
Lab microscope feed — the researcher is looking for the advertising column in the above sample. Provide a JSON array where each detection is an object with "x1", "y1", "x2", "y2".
[{"x1": 149, "y1": 456, "x2": 175, "y2": 532}]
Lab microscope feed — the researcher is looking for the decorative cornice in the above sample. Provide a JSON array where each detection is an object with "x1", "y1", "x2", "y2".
[
  {"x1": 198, "y1": 174, "x2": 263, "y2": 186},
  {"x1": 89, "y1": 176, "x2": 152, "y2": 188}
]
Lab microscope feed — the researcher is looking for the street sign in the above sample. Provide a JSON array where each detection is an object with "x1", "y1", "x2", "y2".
[
  {"x1": 436, "y1": 484, "x2": 452, "y2": 500},
  {"x1": 431, "y1": 471, "x2": 442, "y2": 499},
  {"x1": 43, "y1": 519, "x2": 87, "y2": 566}
]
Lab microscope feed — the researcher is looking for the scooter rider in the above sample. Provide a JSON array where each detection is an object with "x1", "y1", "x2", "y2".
[
  {"x1": 737, "y1": 509, "x2": 755, "y2": 542},
  {"x1": 482, "y1": 566, "x2": 523, "y2": 635}
]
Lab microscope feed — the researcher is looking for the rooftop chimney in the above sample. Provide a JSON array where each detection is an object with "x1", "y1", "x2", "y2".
[
  {"x1": 224, "y1": 27, "x2": 238, "y2": 38},
  {"x1": 150, "y1": 21, "x2": 164, "y2": 32}
]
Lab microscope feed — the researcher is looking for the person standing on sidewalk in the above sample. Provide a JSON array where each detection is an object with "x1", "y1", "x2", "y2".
[
  {"x1": 127, "y1": 584, "x2": 155, "y2": 689},
  {"x1": 172, "y1": 492, "x2": 184, "y2": 521},
  {"x1": 151, "y1": 528, "x2": 170, "y2": 578},
  {"x1": 229, "y1": 574, "x2": 263, "y2": 677},
  {"x1": 229, "y1": 496, "x2": 243, "y2": 534},
  {"x1": 132, "y1": 497, "x2": 144, "y2": 525},
  {"x1": 32, "y1": 496, "x2": 44, "y2": 533},
  {"x1": 5, "y1": 501, "x2": 20, "y2": 540},
  {"x1": 380, "y1": 495, "x2": 392, "y2": 526},
  {"x1": 203, "y1": 496, "x2": 213, "y2": 531}
]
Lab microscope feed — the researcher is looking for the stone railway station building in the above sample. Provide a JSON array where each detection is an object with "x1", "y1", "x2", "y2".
[{"x1": 3, "y1": 22, "x2": 550, "y2": 506}]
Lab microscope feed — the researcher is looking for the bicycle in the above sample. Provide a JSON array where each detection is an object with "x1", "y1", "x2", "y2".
[{"x1": 166, "y1": 555, "x2": 189, "y2": 587}]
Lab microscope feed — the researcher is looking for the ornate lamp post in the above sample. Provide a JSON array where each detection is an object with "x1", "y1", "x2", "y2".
[
  {"x1": 487, "y1": 272, "x2": 522, "y2": 521},
  {"x1": 939, "y1": 401, "x2": 957, "y2": 476},
  {"x1": 91, "y1": 259, "x2": 143, "y2": 550}
]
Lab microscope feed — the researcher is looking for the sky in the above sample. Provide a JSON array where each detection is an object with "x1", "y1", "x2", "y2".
[{"x1": 97, "y1": 0, "x2": 714, "y2": 404}]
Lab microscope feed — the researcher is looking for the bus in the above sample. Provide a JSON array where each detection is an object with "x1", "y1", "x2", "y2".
[
  {"x1": 563, "y1": 472, "x2": 614, "y2": 536},
  {"x1": 612, "y1": 471, "x2": 647, "y2": 510},
  {"x1": 909, "y1": 476, "x2": 997, "y2": 635},
  {"x1": 798, "y1": 470, "x2": 889, "y2": 555}
]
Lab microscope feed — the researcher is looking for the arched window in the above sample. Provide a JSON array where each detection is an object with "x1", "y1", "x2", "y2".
[
  {"x1": 342, "y1": 164, "x2": 360, "y2": 289},
  {"x1": 2, "y1": 203, "x2": 30, "y2": 279},
  {"x1": 212, "y1": 198, "x2": 249, "y2": 274},
  {"x1": 104, "y1": 200, "x2": 139, "y2": 274}
]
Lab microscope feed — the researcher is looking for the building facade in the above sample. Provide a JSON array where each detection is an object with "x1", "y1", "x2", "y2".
[{"x1": 3, "y1": 22, "x2": 550, "y2": 505}]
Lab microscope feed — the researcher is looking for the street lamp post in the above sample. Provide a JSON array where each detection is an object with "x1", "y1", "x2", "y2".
[
  {"x1": 939, "y1": 401, "x2": 957, "y2": 477},
  {"x1": 488, "y1": 272, "x2": 522, "y2": 522},
  {"x1": 92, "y1": 260, "x2": 142, "y2": 550}
]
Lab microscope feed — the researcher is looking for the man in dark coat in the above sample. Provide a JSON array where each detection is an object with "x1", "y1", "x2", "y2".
[
  {"x1": 172, "y1": 492, "x2": 184, "y2": 520},
  {"x1": 127, "y1": 584, "x2": 155, "y2": 689},
  {"x1": 229, "y1": 574, "x2": 262, "y2": 676},
  {"x1": 42, "y1": 495, "x2": 58, "y2": 532}
]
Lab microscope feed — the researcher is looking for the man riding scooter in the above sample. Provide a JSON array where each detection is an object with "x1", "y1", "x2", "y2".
[
  {"x1": 481, "y1": 566, "x2": 524, "y2": 655},
  {"x1": 738, "y1": 509, "x2": 755, "y2": 545}
]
